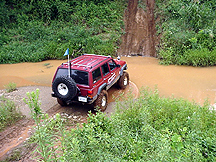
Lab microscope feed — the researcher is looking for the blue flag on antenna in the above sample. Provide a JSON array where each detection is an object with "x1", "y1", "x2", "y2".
[{"x1": 64, "y1": 48, "x2": 69, "y2": 56}]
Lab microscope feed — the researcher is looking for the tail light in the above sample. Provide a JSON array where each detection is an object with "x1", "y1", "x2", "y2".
[{"x1": 87, "y1": 90, "x2": 93, "y2": 98}]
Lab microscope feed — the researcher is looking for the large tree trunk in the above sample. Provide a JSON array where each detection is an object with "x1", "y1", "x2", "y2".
[{"x1": 118, "y1": 0, "x2": 156, "y2": 57}]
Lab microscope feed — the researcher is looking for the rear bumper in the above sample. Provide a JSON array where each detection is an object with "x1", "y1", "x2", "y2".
[{"x1": 51, "y1": 92, "x2": 96, "y2": 104}]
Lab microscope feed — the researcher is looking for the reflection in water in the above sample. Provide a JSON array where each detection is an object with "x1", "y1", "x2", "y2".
[{"x1": 0, "y1": 57, "x2": 216, "y2": 105}]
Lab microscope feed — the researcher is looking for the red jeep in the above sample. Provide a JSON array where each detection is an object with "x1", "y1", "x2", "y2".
[{"x1": 51, "y1": 54, "x2": 129, "y2": 111}]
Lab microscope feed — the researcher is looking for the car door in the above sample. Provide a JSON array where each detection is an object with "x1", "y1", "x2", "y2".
[
  {"x1": 107, "y1": 59, "x2": 120, "y2": 89},
  {"x1": 101, "y1": 62, "x2": 111, "y2": 85}
]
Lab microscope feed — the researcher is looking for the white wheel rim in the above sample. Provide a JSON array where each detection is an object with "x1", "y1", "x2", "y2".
[
  {"x1": 101, "y1": 96, "x2": 106, "y2": 107},
  {"x1": 124, "y1": 77, "x2": 128, "y2": 86},
  {"x1": 57, "y1": 83, "x2": 68, "y2": 96}
]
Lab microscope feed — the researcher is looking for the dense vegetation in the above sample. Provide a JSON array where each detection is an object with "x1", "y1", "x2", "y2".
[
  {"x1": 25, "y1": 89, "x2": 216, "y2": 161},
  {"x1": 156, "y1": 0, "x2": 216, "y2": 66},
  {"x1": 0, "y1": 0, "x2": 126, "y2": 64},
  {"x1": 1, "y1": 0, "x2": 216, "y2": 66}
]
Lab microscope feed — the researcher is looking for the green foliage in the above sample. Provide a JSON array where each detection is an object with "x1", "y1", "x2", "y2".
[
  {"x1": 23, "y1": 88, "x2": 42, "y2": 121},
  {"x1": 159, "y1": 47, "x2": 216, "y2": 66},
  {"x1": 0, "y1": 0, "x2": 126, "y2": 64},
  {"x1": 0, "y1": 96, "x2": 23, "y2": 131},
  {"x1": 180, "y1": 48, "x2": 216, "y2": 67},
  {"x1": 4, "y1": 82, "x2": 17, "y2": 93},
  {"x1": 28, "y1": 88, "x2": 216, "y2": 161},
  {"x1": 156, "y1": 0, "x2": 216, "y2": 66},
  {"x1": 28, "y1": 112, "x2": 66, "y2": 161},
  {"x1": 24, "y1": 89, "x2": 70, "y2": 161}
]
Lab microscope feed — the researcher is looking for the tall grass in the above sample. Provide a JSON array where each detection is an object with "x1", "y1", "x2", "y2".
[
  {"x1": 26, "y1": 88, "x2": 216, "y2": 161},
  {"x1": 0, "y1": 96, "x2": 23, "y2": 131}
]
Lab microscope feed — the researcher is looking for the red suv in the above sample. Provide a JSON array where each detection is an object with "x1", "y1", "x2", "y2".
[{"x1": 51, "y1": 54, "x2": 129, "y2": 111}]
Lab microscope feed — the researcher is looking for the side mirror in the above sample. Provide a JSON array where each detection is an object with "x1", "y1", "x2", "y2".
[{"x1": 117, "y1": 64, "x2": 121, "y2": 67}]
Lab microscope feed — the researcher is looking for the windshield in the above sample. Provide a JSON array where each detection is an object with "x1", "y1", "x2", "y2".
[{"x1": 55, "y1": 68, "x2": 89, "y2": 86}]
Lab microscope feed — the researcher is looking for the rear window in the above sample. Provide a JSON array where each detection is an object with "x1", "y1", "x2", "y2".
[{"x1": 55, "y1": 68, "x2": 89, "y2": 85}]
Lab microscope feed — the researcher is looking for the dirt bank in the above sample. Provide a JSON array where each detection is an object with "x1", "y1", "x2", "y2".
[{"x1": 118, "y1": 0, "x2": 157, "y2": 57}]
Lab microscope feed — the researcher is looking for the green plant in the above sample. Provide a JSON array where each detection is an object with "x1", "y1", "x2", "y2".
[
  {"x1": 4, "y1": 82, "x2": 17, "y2": 93},
  {"x1": 159, "y1": 48, "x2": 216, "y2": 66},
  {"x1": 0, "y1": 0, "x2": 126, "y2": 64},
  {"x1": 181, "y1": 48, "x2": 216, "y2": 66},
  {"x1": 156, "y1": 0, "x2": 216, "y2": 66},
  {"x1": 22, "y1": 88, "x2": 216, "y2": 161},
  {"x1": 0, "y1": 96, "x2": 23, "y2": 131},
  {"x1": 23, "y1": 89, "x2": 67, "y2": 161},
  {"x1": 3, "y1": 149, "x2": 22, "y2": 161}
]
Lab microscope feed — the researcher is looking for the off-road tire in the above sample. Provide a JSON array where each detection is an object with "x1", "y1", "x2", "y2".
[
  {"x1": 94, "y1": 90, "x2": 108, "y2": 112},
  {"x1": 57, "y1": 98, "x2": 67, "y2": 106},
  {"x1": 52, "y1": 76, "x2": 77, "y2": 101},
  {"x1": 117, "y1": 71, "x2": 129, "y2": 89}
]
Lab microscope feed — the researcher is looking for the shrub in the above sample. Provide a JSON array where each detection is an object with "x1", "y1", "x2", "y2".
[
  {"x1": 0, "y1": 96, "x2": 22, "y2": 131},
  {"x1": 28, "y1": 88, "x2": 216, "y2": 161},
  {"x1": 159, "y1": 48, "x2": 216, "y2": 66},
  {"x1": 5, "y1": 82, "x2": 17, "y2": 93},
  {"x1": 180, "y1": 48, "x2": 216, "y2": 67},
  {"x1": 156, "y1": 0, "x2": 216, "y2": 66},
  {"x1": 0, "y1": 1, "x2": 126, "y2": 64}
]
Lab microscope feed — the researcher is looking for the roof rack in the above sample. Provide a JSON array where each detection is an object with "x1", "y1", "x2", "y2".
[
  {"x1": 62, "y1": 54, "x2": 111, "y2": 70},
  {"x1": 72, "y1": 63, "x2": 92, "y2": 68},
  {"x1": 83, "y1": 54, "x2": 111, "y2": 58}
]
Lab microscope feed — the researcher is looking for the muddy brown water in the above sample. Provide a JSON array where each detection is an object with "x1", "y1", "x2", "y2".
[
  {"x1": 0, "y1": 56, "x2": 216, "y2": 105},
  {"x1": 0, "y1": 56, "x2": 216, "y2": 160}
]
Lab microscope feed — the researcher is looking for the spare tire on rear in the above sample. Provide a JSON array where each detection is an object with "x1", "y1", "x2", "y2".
[{"x1": 52, "y1": 76, "x2": 77, "y2": 101}]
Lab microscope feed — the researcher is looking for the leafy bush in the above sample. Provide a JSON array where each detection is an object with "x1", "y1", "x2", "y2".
[
  {"x1": 0, "y1": 96, "x2": 23, "y2": 131},
  {"x1": 159, "y1": 48, "x2": 216, "y2": 66},
  {"x1": 0, "y1": 0, "x2": 126, "y2": 64},
  {"x1": 28, "y1": 88, "x2": 216, "y2": 161},
  {"x1": 180, "y1": 48, "x2": 216, "y2": 67},
  {"x1": 156, "y1": 0, "x2": 216, "y2": 66}
]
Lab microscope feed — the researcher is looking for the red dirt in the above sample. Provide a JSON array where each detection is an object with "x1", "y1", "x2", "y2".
[{"x1": 118, "y1": 0, "x2": 157, "y2": 57}]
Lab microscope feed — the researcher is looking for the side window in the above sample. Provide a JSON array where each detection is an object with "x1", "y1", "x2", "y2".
[
  {"x1": 92, "y1": 67, "x2": 102, "y2": 83},
  {"x1": 108, "y1": 60, "x2": 117, "y2": 71},
  {"x1": 101, "y1": 63, "x2": 110, "y2": 76}
]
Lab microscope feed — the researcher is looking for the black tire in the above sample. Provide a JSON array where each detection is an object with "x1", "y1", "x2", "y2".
[
  {"x1": 117, "y1": 71, "x2": 129, "y2": 89},
  {"x1": 94, "y1": 90, "x2": 108, "y2": 112},
  {"x1": 52, "y1": 76, "x2": 77, "y2": 101},
  {"x1": 57, "y1": 98, "x2": 67, "y2": 106}
]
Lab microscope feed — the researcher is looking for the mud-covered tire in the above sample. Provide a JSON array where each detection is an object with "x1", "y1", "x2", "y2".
[
  {"x1": 57, "y1": 98, "x2": 67, "y2": 106},
  {"x1": 52, "y1": 76, "x2": 77, "y2": 101},
  {"x1": 94, "y1": 90, "x2": 108, "y2": 112},
  {"x1": 117, "y1": 71, "x2": 129, "y2": 89}
]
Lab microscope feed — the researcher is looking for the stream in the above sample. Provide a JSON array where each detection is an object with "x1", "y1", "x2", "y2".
[{"x1": 0, "y1": 56, "x2": 216, "y2": 105}]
